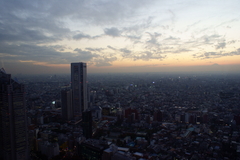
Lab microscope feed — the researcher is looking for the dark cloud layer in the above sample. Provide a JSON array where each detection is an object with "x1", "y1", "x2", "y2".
[{"x1": 0, "y1": 0, "x2": 158, "y2": 69}]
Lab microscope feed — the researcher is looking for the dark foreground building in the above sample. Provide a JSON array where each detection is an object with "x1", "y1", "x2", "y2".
[
  {"x1": 0, "y1": 68, "x2": 29, "y2": 160},
  {"x1": 61, "y1": 89, "x2": 73, "y2": 121},
  {"x1": 78, "y1": 139, "x2": 109, "y2": 160},
  {"x1": 82, "y1": 110, "x2": 92, "y2": 139}
]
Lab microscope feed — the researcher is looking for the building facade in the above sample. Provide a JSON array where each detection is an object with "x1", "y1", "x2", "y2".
[
  {"x1": 61, "y1": 89, "x2": 73, "y2": 121},
  {"x1": 82, "y1": 110, "x2": 92, "y2": 139},
  {"x1": 0, "y1": 68, "x2": 29, "y2": 160},
  {"x1": 71, "y1": 62, "x2": 87, "y2": 118}
]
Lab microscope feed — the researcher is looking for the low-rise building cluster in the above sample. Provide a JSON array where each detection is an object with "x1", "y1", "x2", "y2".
[{"x1": 23, "y1": 73, "x2": 240, "y2": 159}]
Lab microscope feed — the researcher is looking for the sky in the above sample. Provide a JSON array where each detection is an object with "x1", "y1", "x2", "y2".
[{"x1": 0, "y1": 0, "x2": 240, "y2": 75}]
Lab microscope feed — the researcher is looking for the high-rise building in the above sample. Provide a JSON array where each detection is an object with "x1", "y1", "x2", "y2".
[
  {"x1": 0, "y1": 68, "x2": 29, "y2": 160},
  {"x1": 153, "y1": 110, "x2": 163, "y2": 122},
  {"x1": 71, "y1": 62, "x2": 88, "y2": 118},
  {"x1": 82, "y1": 110, "x2": 92, "y2": 139},
  {"x1": 61, "y1": 89, "x2": 73, "y2": 121}
]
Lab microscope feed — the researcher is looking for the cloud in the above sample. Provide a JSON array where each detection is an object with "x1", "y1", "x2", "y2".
[
  {"x1": 72, "y1": 32, "x2": 103, "y2": 40},
  {"x1": 0, "y1": 42, "x2": 100, "y2": 65},
  {"x1": 228, "y1": 40, "x2": 236, "y2": 44},
  {"x1": 215, "y1": 19, "x2": 238, "y2": 28},
  {"x1": 73, "y1": 33, "x2": 91, "y2": 40},
  {"x1": 104, "y1": 27, "x2": 121, "y2": 37},
  {"x1": 0, "y1": 41, "x2": 121, "y2": 68},
  {"x1": 172, "y1": 48, "x2": 191, "y2": 54},
  {"x1": 120, "y1": 48, "x2": 131, "y2": 54},
  {"x1": 133, "y1": 51, "x2": 166, "y2": 61},
  {"x1": 74, "y1": 48, "x2": 99, "y2": 61},
  {"x1": 146, "y1": 32, "x2": 161, "y2": 44},
  {"x1": 193, "y1": 48, "x2": 240, "y2": 59},
  {"x1": 202, "y1": 34, "x2": 221, "y2": 44},
  {"x1": 95, "y1": 57, "x2": 117, "y2": 67},
  {"x1": 215, "y1": 42, "x2": 226, "y2": 49},
  {"x1": 68, "y1": 0, "x2": 157, "y2": 25},
  {"x1": 0, "y1": 1, "x2": 72, "y2": 44},
  {"x1": 182, "y1": 34, "x2": 225, "y2": 50},
  {"x1": 164, "y1": 36, "x2": 179, "y2": 41},
  {"x1": 120, "y1": 48, "x2": 132, "y2": 57},
  {"x1": 85, "y1": 47, "x2": 104, "y2": 52},
  {"x1": 95, "y1": 61, "x2": 112, "y2": 67},
  {"x1": 145, "y1": 32, "x2": 162, "y2": 51},
  {"x1": 0, "y1": 43, "x2": 61, "y2": 62},
  {"x1": 121, "y1": 16, "x2": 154, "y2": 43},
  {"x1": 107, "y1": 45, "x2": 167, "y2": 61},
  {"x1": 48, "y1": 45, "x2": 67, "y2": 51},
  {"x1": 184, "y1": 20, "x2": 201, "y2": 32},
  {"x1": 0, "y1": 22, "x2": 62, "y2": 43},
  {"x1": 125, "y1": 35, "x2": 142, "y2": 43},
  {"x1": 1, "y1": 0, "x2": 240, "y2": 74},
  {"x1": 107, "y1": 45, "x2": 117, "y2": 50},
  {"x1": 124, "y1": 16, "x2": 154, "y2": 32}
]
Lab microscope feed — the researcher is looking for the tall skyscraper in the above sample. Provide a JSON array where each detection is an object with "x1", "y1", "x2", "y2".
[
  {"x1": 0, "y1": 68, "x2": 29, "y2": 160},
  {"x1": 71, "y1": 62, "x2": 88, "y2": 118},
  {"x1": 61, "y1": 89, "x2": 73, "y2": 121}
]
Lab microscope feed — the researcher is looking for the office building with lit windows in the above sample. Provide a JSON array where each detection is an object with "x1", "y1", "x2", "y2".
[{"x1": 0, "y1": 68, "x2": 29, "y2": 160}]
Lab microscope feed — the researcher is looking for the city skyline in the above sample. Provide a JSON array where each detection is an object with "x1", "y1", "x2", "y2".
[
  {"x1": 1, "y1": 66, "x2": 240, "y2": 159},
  {"x1": 0, "y1": 0, "x2": 240, "y2": 74}
]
